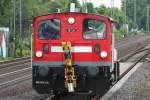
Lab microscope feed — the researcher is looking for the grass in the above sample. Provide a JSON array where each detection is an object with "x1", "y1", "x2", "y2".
[{"x1": 0, "y1": 56, "x2": 15, "y2": 61}]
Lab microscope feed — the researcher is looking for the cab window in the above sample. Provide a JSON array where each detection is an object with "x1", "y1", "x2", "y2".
[
  {"x1": 83, "y1": 19, "x2": 106, "y2": 39},
  {"x1": 38, "y1": 19, "x2": 60, "y2": 40}
]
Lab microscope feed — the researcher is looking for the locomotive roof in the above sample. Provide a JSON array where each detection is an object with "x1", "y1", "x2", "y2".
[{"x1": 33, "y1": 12, "x2": 112, "y2": 21}]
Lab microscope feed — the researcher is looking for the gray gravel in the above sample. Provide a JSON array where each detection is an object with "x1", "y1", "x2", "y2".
[{"x1": 108, "y1": 62, "x2": 150, "y2": 100}]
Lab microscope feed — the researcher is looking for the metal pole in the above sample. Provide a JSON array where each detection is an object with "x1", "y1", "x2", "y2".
[
  {"x1": 111, "y1": 0, "x2": 114, "y2": 18},
  {"x1": 134, "y1": 0, "x2": 137, "y2": 29},
  {"x1": 82, "y1": 0, "x2": 86, "y2": 13},
  {"x1": 13, "y1": 0, "x2": 16, "y2": 58},
  {"x1": 111, "y1": 0, "x2": 113, "y2": 17},
  {"x1": 85, "y1": 0, "x2": 88, "y2": 13},
  {"x1": 82, "y1": 0, "x2": 84, "y2": 13},
  {"x1": 20, "y1": 0, "x2": 22, "y2": 57},
  {"x1": 124, "y1": 0, "x2": 128, "y2": 35},
  {"x1": 147, "y1": 5, "x2": 149, "y2": 33},
  {"x1": 124, "y1": 0, "x2": 127, "y2": 24}
]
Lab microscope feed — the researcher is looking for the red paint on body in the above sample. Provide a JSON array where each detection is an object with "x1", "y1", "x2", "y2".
[{"x1": 33, "y1": 12, "x2": 112, "y2": 62}]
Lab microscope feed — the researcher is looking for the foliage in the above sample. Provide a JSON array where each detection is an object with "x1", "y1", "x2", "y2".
[
  {"x1": 114, "y1": 29, "x2": 124, "y2": 41},
  {"x1": 122, "y1": 0, "x2": 150, "y2": 30},
  {"x1": 96, "y1": 6, "x2": 126, "y2": 28},
  {"x1": 0, "y1": 0, "x2": 13, "y2": 27},
  {"x1": 0, "y1": 56, "x2": 14, "y2": 61}
]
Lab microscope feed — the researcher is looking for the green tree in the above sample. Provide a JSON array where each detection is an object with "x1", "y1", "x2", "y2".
[
  {"x1": 86, "y1": 2, "x2": 95, "y2": 13},
  {"x1": 122, "y1": 0, "x2": 150, "y2": 30},
  {"x1": 0, "y1": 0, "x2": 12, "y2": 27}
]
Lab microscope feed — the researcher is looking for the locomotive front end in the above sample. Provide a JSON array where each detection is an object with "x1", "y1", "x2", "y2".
[{"x1": 32, "y1": 12, "x2": 116, "y2": 94}]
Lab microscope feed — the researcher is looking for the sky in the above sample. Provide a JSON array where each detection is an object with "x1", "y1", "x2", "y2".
[{"x1": 79, "y1": 0, "x2": 122, "y2": 9}]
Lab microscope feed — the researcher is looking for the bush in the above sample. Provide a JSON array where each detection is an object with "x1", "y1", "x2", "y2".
[
  {"x1": 22, "y1": 49, "x2": 30, "y2": 57},
  {"x1": 0, "y1": 56, "x2": 4, "y2": 61},
  {"x1": 114, "y1": 29, "x2": 124, "y2": 41}
]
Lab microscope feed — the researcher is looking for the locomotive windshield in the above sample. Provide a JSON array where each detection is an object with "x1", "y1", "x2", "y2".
[
  {"x1": 83, "y1": 19, "x2": 106, "y2": 39},
  {"x1": 38, "y1": 19, "x2": 60, "y2": 40}
]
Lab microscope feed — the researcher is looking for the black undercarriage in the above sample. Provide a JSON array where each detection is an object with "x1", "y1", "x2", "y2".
[{"x1": 32, "y1": 64, "x2": 115, "y2": 94}]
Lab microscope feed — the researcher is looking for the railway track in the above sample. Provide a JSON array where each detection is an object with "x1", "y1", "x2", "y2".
[
  {"x1": 0, "y1": 44, "x2": 150, "y2": 100},
  {"x1": 0, "y1": 44, "x2": 145, "y2": 100},
  {"x1": 0, "y1": 57, "x2": 31, "y2": 89},
  {"x1": 101, "y1": 45, "x2": 150, "y2": 100},
  {"x1": 119, "y1": 45, "x2": 150, "y2": 62},
  {"x1": 46, "y1": 45, "x2": 150, "y2": 100},
  {"x1": 119, "y1": 50, "x2": 150, "y2": 79},
  {"x1": 94, "y1": 45, "x2": 150, "y2": 100},
  {"x1": 0, "y1": 57, "x2": 30, "y2": 68}
]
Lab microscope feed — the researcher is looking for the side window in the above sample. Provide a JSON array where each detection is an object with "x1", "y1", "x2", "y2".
[
  {"x1": 38, "y1": 19, "x2": 60, "y2": 40},
  {"x1": 83, "y1": 19, "x2": 106, "y2": 39}
]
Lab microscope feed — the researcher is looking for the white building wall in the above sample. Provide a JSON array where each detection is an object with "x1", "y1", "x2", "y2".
[
  {"x1": 0, "y1": 46, "x2": 1, "y2": 56},
  {"x1": 2, "y1": 34, "x2": 6, "y2": 58},
  {"x1": 0, "y1": 28, "x2": 9, "y2": 58}
]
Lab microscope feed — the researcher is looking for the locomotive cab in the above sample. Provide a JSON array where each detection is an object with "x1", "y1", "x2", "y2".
[{"x1": 32, "y1": 12, "x2": 119, "y2": 94}]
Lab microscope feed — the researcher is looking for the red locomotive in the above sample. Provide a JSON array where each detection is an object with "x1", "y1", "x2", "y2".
[{"x1": 32, "y1": 7, "x2": 119, "y2": 95}]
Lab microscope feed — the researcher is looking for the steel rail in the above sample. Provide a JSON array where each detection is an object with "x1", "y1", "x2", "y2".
[
  {"x1": 0, "y1": 67, "x2": 31, "y2": 77},
  {"x1": 98, "y1": 48, "x2": 150, "y2": 100},
  {"x1": 46, "y1": 48, "x2": 150, "y2": 100},
  {"x1": 119, "y1": 46, "x2": 150, "y2": 62},
  {"x1": 0, "y1": 57, "x2": 31, "y2": 89},
  {"x1": 0, "y1": 62, "x2": 30, "y2": 72},
  {"x1": 100, "y1": 50, "x2": 150, "y2": 100},
  {"x1": 0, "y1": 59, "x2": 30, "y2": 71},
  {"x1": 0, "y1": 74, "x2": 31, "y2": 89},
  {"x1": 0, "y1": 57, "x2": 30, "y2": 63},
  {"x1": 118, "y1": 50, "x2": 150, "y2": 80},
  {"x1": 0, "y1": 58, "x2": 30, "y2": 67}
]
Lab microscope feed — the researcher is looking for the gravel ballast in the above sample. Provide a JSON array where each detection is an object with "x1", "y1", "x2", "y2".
[{"x1": 108, "y1": 62, "x2": 150, "y2": 100}]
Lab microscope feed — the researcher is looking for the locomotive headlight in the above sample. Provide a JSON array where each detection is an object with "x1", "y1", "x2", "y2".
[
  {"x1": 100, "y1": 51, "x2": 107, "y2": 58},
  {"x1": 36, "y1": 51, "x2": 42, "y2": 58},
  {"x1": 68, "y1": 17, "x2": 75, "y2": 24}
]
